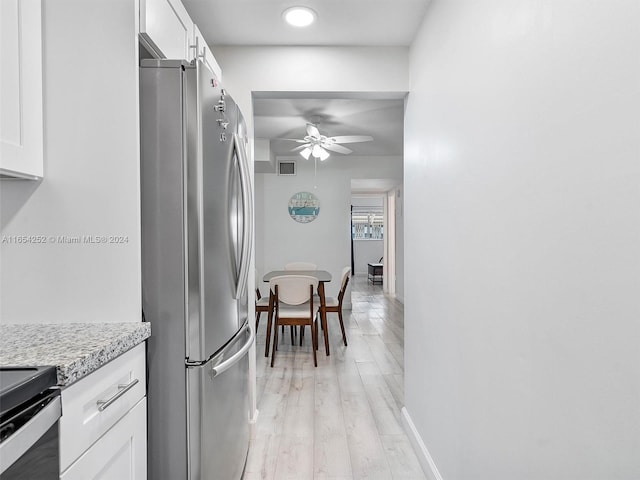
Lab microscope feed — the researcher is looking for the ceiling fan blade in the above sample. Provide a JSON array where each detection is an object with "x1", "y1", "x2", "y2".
[
  {"x1": 290, "y1": 144, "x2": 311, "y2": 152},
  {"x1": 323, "y1": 143, "x2": 353, "y2": 154},
  {"x1": 326, "y1": 135, "x2": 373, "y2": 144},
  {"x1": 274, "y1": 138, "x2": 307, "y2": 143},
  {"x1": 306, "y1": 124, "x2": 320, "y2": 139}
]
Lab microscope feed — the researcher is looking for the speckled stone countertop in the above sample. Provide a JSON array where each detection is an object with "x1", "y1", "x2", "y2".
[{"x1": 0, "y1": 323, "x2": 151, "y2": 387}]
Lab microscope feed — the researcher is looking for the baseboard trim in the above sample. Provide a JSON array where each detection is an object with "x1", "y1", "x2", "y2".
[
  {"x1": 401, "y1": 407, "x2": 444, "y2": 480},
  {"x1": 250, "y1": 408, "x2": 259, "y2": 424},
  {"x1": 249, "y1": 408, "x2": 259, "y2": 438}
]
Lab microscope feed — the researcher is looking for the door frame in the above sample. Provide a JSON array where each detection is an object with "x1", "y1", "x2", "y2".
[{"x1": 384, "y1": 190, "x2": 397, "y2": 296}]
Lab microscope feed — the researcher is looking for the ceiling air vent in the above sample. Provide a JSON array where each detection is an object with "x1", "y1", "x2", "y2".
[{"x1": 278, "y1": 161, "x2": 296, "y2": 176}]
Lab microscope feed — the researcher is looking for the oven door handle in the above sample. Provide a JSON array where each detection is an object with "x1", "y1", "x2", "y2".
[{"x1": 0, "y1": 396, "x2": 61, "y2": 474}]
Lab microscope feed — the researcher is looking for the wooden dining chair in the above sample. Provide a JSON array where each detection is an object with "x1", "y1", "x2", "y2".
[
  {"x1": 321, "y1": 266, "x2": 351, "y2": 346},
  {"x1": 269, "y1": 275, "x2": 319, "y2": 367},
  {"x1": 255, "y1": 288, "x2": 275, "y2": 357},
  {"x1": 255, "y1": 288, "x2": 270, "y2": 329},
  {"x1": 284, "y1": 262, "x2": 317, "y2": 271},
  {"x1": 280, "y1": 262, "x2": 317, "y2": 340}
]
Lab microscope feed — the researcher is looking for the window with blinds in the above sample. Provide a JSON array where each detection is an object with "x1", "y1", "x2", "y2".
[{"x1": 352, "y1": 206, "x2": 384, "y2": 239}]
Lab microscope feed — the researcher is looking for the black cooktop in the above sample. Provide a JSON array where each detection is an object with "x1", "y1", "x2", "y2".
[{"x1": 0, "y1": 366, "x2": 58, "y2": 416}]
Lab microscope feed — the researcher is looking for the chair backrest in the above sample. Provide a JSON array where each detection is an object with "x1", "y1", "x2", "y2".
[
  {"x1": 284, "y1": 262, "x2": 318, "y2": 271},
  {"x1": 338, "y1": 267, "x2": 351, "y2": 302},
  {"x1": 255, "y1": 288, "x2": 262, "y2": 300},
  {"x1": 270, "y1": 275, "x2": 318, "y2": 305}
]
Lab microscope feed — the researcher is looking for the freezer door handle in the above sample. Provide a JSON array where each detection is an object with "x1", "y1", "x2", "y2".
[
  {"x1": 211, "y1": 322, "x2": 255, "y2": 378},
  {"x1": 233, "y1": 133, "x2": 253, "y2": 300}
]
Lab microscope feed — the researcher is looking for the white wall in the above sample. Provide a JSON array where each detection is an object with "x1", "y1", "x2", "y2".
[
  {"x1": 404, "y1": 1, "x2": 640, "y2": 478},
  {"x1": 394, "y1": 186, "x2": 404, "y2": 302},
  {"x1": 213, "y1": 46, "x2": 410, "y2": 141},
  {"x1": 257, "y1": 160, "x2": 350, "y2": 299},
  {"x1": 256, "y1": 155, "x2": 402, "y2": 300},
  {"x1": 351, "y1": 196, "x2": 384, "y2": 208},
  {"x1": 215, "y1": 45, "x2": 408, "y2": 304},
  {"x1": 353, "y1": 240, "x2": 384, "y2": 275},
  {"x1": 0, "y1": 1, "x2": 141, "y2": 323}
]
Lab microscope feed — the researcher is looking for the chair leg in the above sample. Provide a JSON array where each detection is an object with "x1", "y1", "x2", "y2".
[
  {"x1": 310, "y1": 319, "x2": 317, "y2": 367},
  {"x1": 270, "y1": 320, "x2": 279, "y2": 367},
  {"x1": 321, "y1": 308, "x2": 330, "y2": 356},
  {"x1": 255, "y1": 311, "x2": 261, "y2": 330},
  {"x1": 265, "y1": 308, "x2": 273, "y2": 357},
  {"x1": 313, "y1": 313, "x2": 319, "y2": 351},
  {"x1": 282, "y1": 325, "x2": 297, "y2": 343},
  {"x1": 299, "y1": 325, "x2": 305, "y2": 346},
  {"x1": 338, "y1": 310, "x2": 348, "y2": 346}
]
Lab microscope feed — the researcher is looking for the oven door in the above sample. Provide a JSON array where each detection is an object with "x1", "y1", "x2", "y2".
[{"x1": 0, "y1": 390, "x2": 61, "y2": 479}]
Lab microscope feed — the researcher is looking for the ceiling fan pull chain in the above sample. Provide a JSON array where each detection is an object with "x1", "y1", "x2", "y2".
[{"x1": 314, "y1": 157, "x2": 318, "y2": 189}]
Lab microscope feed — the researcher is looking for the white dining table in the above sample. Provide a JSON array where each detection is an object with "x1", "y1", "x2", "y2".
[{"x1": 262, "y1": 270, "x2": 333, "y2": 356}]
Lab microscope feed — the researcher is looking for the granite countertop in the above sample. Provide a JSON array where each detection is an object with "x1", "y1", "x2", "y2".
[{"x1": 0, "y1": 322, "x2": 151, "y2": 387}]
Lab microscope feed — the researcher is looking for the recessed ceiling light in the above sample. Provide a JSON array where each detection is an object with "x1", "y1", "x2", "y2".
[{"x1": 283, "y1": 6, "x2": 317, "y2": 27}]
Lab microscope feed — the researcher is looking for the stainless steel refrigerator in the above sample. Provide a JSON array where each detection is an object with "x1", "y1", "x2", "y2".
[{"x1": 140, "y1": 59, "x2": 254, "y2": 480}]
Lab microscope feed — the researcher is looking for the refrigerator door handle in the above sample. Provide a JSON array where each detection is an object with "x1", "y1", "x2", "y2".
[
  {"x1": 233, "y1": 133, "x2": 253, "y2": 300},
  {"x1": 211, "y1": 322, "x2": 255, "y2": 378}
]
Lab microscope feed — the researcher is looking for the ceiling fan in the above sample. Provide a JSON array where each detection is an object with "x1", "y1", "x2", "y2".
[{"x1": 279, "y1": 123, "x2": 373, "y2": 161}]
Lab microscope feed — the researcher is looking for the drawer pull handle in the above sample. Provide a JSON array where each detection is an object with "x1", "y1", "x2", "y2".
[{"x1": 96, "y1": 379, "x2": 139, "y2": 412}]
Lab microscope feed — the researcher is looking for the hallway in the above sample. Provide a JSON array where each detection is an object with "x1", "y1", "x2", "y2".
[{"x1": 245, "y1": 275, "x2": 425, "y2": 479}]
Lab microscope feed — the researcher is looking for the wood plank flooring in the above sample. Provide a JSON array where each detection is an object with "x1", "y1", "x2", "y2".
[{"x1": 245, "y1": 275, "x2": 425, "y2": 480}]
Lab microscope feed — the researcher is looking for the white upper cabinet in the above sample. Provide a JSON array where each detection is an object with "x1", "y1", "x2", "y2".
[
  {"x1": 139, "y1": 0, "x2": 194, "y2": 60},
  {"x1": 1, "y1": 0, "x2": 44, "y2": 179}
]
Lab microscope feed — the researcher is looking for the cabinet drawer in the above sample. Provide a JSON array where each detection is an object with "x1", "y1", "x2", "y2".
[
  {"x1": 61, "y1": 397, "x2": 147, "y2": 480},
  {"x1": 60, "y1": 343, "x2": 146, "y2": 471}
]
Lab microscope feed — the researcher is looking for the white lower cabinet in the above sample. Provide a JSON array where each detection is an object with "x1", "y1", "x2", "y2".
[
  {"x1": 60, "y1": 398, "x2": 146, "y2": 480},
  {"x1": 59, "y1": 344, "x2": 147, "y2": 479}
]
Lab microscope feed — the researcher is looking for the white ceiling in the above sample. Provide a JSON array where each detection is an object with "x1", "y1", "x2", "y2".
[
  {"x1": 181, "y1": 0, "x2": 424, "y2": 190},
  {"x1": 182, "y1": 0, "x2": 431, "y2": 47},
  {"x1": 253, "y1": 93, "x2": 406, "y2": 158}
]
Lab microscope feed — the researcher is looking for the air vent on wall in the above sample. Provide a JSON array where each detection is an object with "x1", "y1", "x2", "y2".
[{"x1": 278, "y1": 161, "x2": 296, "y2": 176}]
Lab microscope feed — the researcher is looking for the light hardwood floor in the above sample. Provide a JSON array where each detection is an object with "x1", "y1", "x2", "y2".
[{"x1": 245, "y1": 275, "x2": 425, "y2": 480}]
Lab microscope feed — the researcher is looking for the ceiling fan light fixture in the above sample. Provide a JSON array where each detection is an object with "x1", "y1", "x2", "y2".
[
  {"x1": 283, "y1": 6, "x2": 316, "y2": 27},
  {"x1": 311, "y1": 144, "x2": 324, "y2": 158},
  {"x1": 277, "y1": 121, "x2": 372, "y2": 161},
  {"x1": 300, "y1": 147, "x2": 312, "y2": 160},
  {"x1": 318, "y1": 148, "x2": 330, "y2": 161}
]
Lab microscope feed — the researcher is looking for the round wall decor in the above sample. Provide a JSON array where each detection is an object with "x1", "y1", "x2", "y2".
[{"x1": 288, "y1": 191, "x2": 320, "y2": 223}]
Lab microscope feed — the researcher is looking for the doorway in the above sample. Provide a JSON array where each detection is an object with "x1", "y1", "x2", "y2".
[{"x1": 350, "y1": 183, "x2": 401, "y2": 297}]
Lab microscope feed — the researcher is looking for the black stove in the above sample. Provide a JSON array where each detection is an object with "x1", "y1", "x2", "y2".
[
  {"x1": 0, "y1": 366, "x2": 60, "y2": 479},
  {"x1": 0, "y1": 366, "x2": 58, "y2": 416}
]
